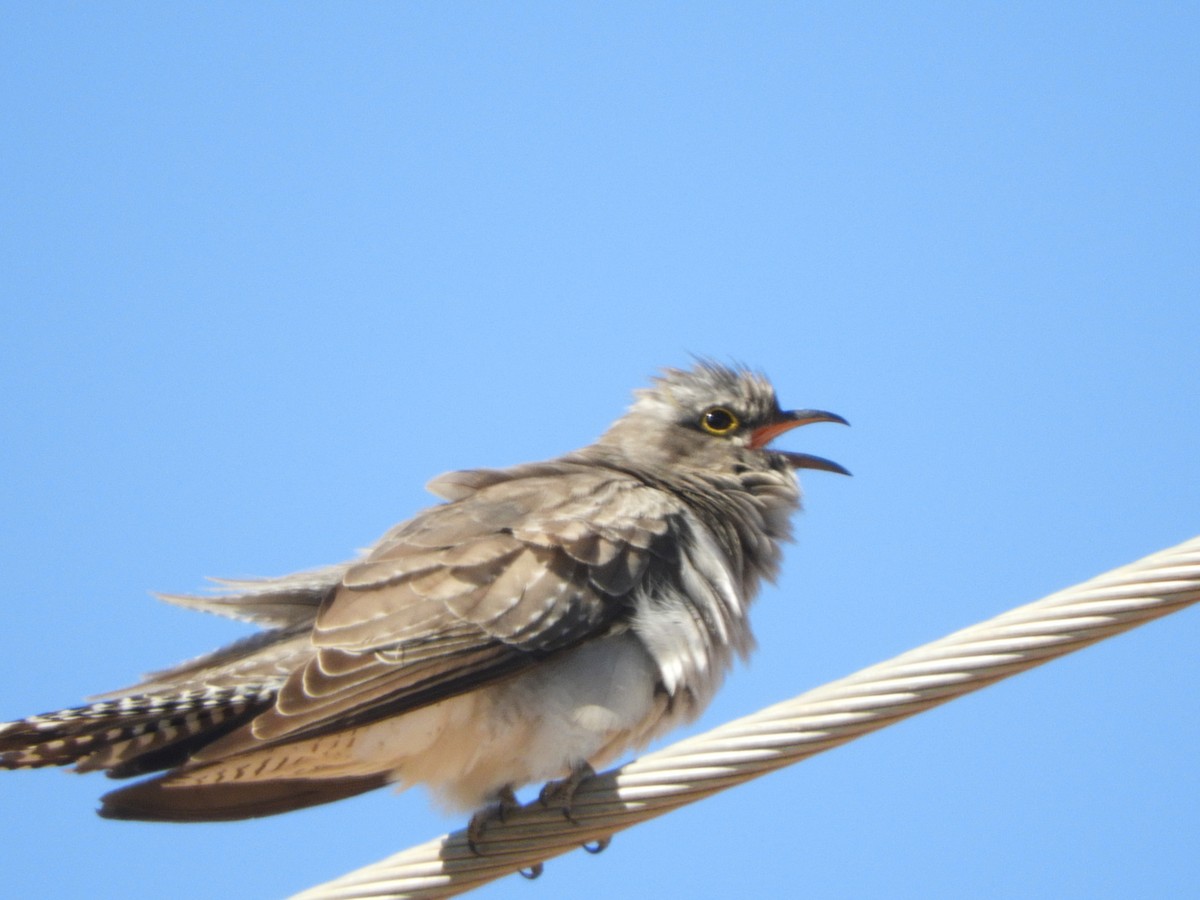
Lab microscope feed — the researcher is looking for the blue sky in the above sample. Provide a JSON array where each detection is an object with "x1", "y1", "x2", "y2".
[{"x1": 1, "y1": 5, "x2": 1196, "y2": 898}]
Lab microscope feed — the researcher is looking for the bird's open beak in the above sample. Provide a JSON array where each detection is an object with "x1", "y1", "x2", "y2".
[{"x1": 749, "y1": 409, "x2": 851, "y2": 475}]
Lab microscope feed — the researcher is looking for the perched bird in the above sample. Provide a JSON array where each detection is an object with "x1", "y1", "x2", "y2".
[{"x1": 0, "y1": 362, "x2": 847, "y2": 836}]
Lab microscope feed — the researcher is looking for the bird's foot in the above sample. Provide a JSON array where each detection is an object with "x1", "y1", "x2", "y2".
[
  {"x1": 538, "y1": 760, "x2": 596, "y2": 826},
  {"x1": 519, "y1": 863, "x2": 545, "y2": 880},
  {"x1": 466, "y1": 784, "x2": 520, "y2": 855}
]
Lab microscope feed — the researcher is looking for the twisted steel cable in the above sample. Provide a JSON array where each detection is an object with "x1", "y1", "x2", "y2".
[{"x1": 291, "y1": 534, "x2": 1200, "y2": 900}]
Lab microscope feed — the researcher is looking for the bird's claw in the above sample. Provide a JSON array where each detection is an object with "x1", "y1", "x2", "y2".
[
  {"x1": 582, "y1": 836, "x2": 611, "y2": 854},
  {"x1": 466, "y1": 785, "x2": 520, "y2": 855},
  {"x1": 538, "y1": 761, "x2": 595, "y2": 826},
  {"x1": 468, "y1": 765, "x2": 606, "y2": 869}
]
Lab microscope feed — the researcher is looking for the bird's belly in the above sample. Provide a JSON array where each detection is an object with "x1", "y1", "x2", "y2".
[{"x1": 353, "y1": 631, "x2": 667, "y2": 811}]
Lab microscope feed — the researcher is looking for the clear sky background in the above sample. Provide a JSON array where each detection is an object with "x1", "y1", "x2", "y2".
[{"x1": 2, "y1": 5, "x2": 1196, "y2": 899}]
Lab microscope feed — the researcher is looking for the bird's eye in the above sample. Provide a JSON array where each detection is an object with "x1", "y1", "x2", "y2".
[{"x1": 700, "y1": 407, "x2": 740, "y2": 436}]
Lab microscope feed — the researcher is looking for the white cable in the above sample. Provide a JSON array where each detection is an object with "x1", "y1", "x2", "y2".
[{"x1": 290, "y1": 535, "x2": 1200, "y2": 900}]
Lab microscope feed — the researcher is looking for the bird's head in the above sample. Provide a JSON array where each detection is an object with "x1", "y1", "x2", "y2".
[{"x1": 593, "y1": 361, "x2": 849, "y2": 476}]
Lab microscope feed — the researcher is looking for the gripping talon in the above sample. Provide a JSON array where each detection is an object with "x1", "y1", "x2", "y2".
[
  {"x1": 538, "y1": 761, "x2": 595, "y2": 825},
  {"x1": 582, "y1": 836, "x2": 611, "y2": 854},
  {"x1": 466, "y1": 811, "x2": 487, "y2": 856},
  {"x1": 466, "y1": 785, "x2": 520, "y2": 855},
  {"x1": 495, "y1": 785, "x2": 519, "y2": 823},
  {"x1": 519, "y1": 863, "x2": 544, "y2": 880}
]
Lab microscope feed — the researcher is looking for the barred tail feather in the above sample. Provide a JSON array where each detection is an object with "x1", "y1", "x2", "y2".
[{"x1": 0, "y1": 684, "x2": 279, "y2": 776}]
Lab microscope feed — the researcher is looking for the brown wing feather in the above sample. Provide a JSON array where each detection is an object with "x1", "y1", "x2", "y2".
[{"x1": 200, "y1": 466, "x2": 684, "y2": 755}]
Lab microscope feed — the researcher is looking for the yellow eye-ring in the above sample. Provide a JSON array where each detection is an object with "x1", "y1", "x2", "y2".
[{"x1": 700, "y1": 407, "x2": 740, "y2": 435}]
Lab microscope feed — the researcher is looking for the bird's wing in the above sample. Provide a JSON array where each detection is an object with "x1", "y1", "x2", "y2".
[
  {"x1": 153, "y1": 562, "x2": 351, "y2": 627},
  {"x1": 211, "y1": 464, "x2": 684, "y2": 751}
]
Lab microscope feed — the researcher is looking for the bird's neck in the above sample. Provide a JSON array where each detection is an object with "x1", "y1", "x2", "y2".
[{"x1": 574, "y1": 446, "x2": 801, "y2": 593}]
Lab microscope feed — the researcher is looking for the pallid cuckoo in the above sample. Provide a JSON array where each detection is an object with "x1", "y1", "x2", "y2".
[{"x1": 0, "y1": 362, "x2": 847, "y2": 840}]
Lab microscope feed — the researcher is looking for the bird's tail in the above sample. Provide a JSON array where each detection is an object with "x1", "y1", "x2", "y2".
[
  {"x1": 0, "y1": 683, "x2": 279, "y2": 778},
  {"x1": 2, "y1": 684, "x2": 395, "y2": 822},
  {"x1": 0, "y1": 571, "x2": 392, "y2": 821}
]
